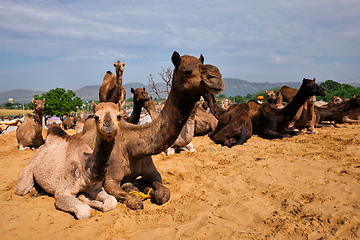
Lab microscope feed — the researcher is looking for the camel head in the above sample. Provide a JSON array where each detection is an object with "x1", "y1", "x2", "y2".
[
  {"x1": 355, "y1": 93, "x2": 360, "y2": 106},
  {"x1": 32, "y1": 98, "x2": 45, "y2": 112},
  {"x1": 114, "y1": 60, "x2": 125, "y2": 73},
  {"x1": 91, "y1": 102, "x2": 121, "y2": 140},
  {"x1": 131, "y1": 87, "x2": 150, "y2": 105},
  {"x1": 331, "y1": 96, "x2": 343, "y2": 105},
  {"x1": 302, "y1": 78, "x2": 326, "y2": 97},
  {"x1": 171, "y1": 51, "x2": 225, "y2": 96},
  {"x1": 266, "y1": 91, "x2": 276, "y2": 103},
  {"x1": 307, "y1": 95, "x2": 317, "y2": 104}
]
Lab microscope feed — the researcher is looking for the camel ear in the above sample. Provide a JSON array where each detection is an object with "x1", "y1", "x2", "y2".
[
  {"x1": 143, "y1": 87, "x2": 145, "y2": 91},
  {"x1": 172, "y1": 51, "x2": 181, "y2": 68},
  {"x1": 131, "y1": 88, "x2": 135, "y2": 94},
  {"x1": 199, "y1": 54, "x2": 204, "y2": 64},
  {"x1": 114, "y1": 62, "x2": 116, "y2": 67},
  {"x1": 91, "y1": 101, "x2": 97, "y2": 113},
  {"x1": 32, "y1": 99, "x2": 35, "y2": 104},
  {"x1": 302, "y1": 78, "x2": 306, "y2": 83},
  {"x1": 42, "y1": 98, "x2": 45, "y2": 103},
  {"x1": 313, "y1": 78, "x2": 316, "y2": 81}
]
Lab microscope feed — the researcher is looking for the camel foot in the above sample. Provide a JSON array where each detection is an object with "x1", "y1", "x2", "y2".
[
  {"x1": 124, "y1": 195, "x2": 144, "y2": 210},
  {"x1": 151, "y1": 186, "x2": 170, "y2": 205}
]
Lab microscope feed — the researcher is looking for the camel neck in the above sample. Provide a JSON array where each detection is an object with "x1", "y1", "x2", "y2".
[
  {"x1": 126, "y1": 101, "x2": 143, "y2": 124},
  {"x1": 34, "y1": 111, "x2": 43, "y2": 132},
  {"x1": 144, "y1": 99, "x2": 159, "y2": 119},
  {"x1": 279, "y1": 85, "x2": 309, "y2": 120},
  {"x1": 88, "y1": 135, "x2": 115, "y2": 181},
  {"x1": 205, "y1": 93, "x2": 225, "y2": 120},
  {"x1": 319, "y1": 98, "x2": 358, "y2": 119}
]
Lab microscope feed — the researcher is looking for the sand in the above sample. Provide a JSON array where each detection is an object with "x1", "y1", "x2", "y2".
[{"x1": 1, "y1": 124, "x2": 360, "y2": 239}]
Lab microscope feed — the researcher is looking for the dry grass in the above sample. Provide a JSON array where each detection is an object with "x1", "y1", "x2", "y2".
[{"x1": 0, "y1": 109, "x2": 33, "y2": 118}]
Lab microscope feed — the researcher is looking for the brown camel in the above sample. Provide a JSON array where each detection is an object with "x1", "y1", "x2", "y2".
[
  {"x1": 194, "y1": 104, "x2": 218, "y2": 136},
  {"x1": 203, "y1": 92, "x2": 253, "y2": 147},
  {"x1": 15, "y1": 102, "x2": 122, "y2": 219},
  {"x1": 275, "y1": 85, "x2": 298, "y2": 103},
  {"x1": 319, "y1": 96, "x2": 344, "y2": 108},
  {"x1": 103, "y1": 51, "x2": 224, "y2": 210},
  {"x1": 315, "y1": 94, "x2": 360, "y2": 124},
  {"x1": 16, "y1": 99, "x2": 45, "y2": 150},
  {"x1": 286, "y1": 96, "x2": 318, "y2": 134},
  {"x1": 248, "y1": 78, "x2": 326, "y2": 139},
  {"x1": 99, "y1": 60, "x2": 126, "y2": 110},
  {"x1": 62, "y1": 116, "x2": 76, "y2": 130}
]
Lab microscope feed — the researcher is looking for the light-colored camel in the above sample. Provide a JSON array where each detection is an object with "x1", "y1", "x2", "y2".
[
  {"x1": 62, "y1": 116, "x2": 76, "y2": 130},
  {"x1": 103, "y1": 51, "x2": 224, "y2": 210},
  {"x1": 248, "y1": 78, "x2": 326, "y2": 139},
  {"x1": 319, "y1": 96, "x2": 344, "y2": 108},
  {"x1": 81, "y1": 88, "x2": 153, "y2": 150},
  {"x1": 99, "y1": 60, "x2": 127, "y2": 111},
  {"x1": 266, "y1": 90, "x2": 276, "y2": 104},
  {"x1": 15, "y1": 102, "x2": 122, "y2": 219},
  {"x1": 194, "y1": 104, "x2": 218, "y2": 136},
  {"x1": 166, "y1": 103, "x2": 199, "y2": 155},
  {"x1": 286, "y1": 96, "x2": 318, "y2": 134},
  {"x1": 16, "y1": 99, "x2": 45, "y2": 150}
]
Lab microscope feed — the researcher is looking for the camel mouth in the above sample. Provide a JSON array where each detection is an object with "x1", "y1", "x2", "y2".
[
  {"x1": 204, "y1": 85, "x2": 224, "y2": 95},
  {"x1": 200, "y1": 65, "x2": 225, "y2": 95}
]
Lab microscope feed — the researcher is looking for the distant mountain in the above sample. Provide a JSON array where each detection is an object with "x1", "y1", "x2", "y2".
[{"x1": 1, "y1": 79, "x2": 359, "y2": 104}]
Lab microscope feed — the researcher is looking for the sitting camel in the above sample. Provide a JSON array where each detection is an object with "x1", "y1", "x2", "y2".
[
  {"x1": 286, "y1": 96, "x2": 318, "y2": 134},
  {"x1": 316, "y1": 94, "x2": 360, "y2": 124},
  {"x1": 16, "y1": 99, "x2": 45, "y2": 150},
  {"x1": 99, "y1": 60, "x2": 127, "y2": 112},
  {"x1": 248, "y1": 78, "x2": 326, "y2": 139},
  {"x1": 62, "y1": 116, "x2": 76, "y2": 130},
  {"x1": 15, "y1": 102, "x2": 122, "y2": 219},
  {"x1": 194, "y1": 104, "x2": 218, "y2": 136},
  {"x1": 266, "y1": 90, "x2": 276, "y2": 105},
  {"x1": 275, "y1": 85, "x2": 298, "y2": 103},
  {"x1": 315, "y1": 93, "x2": 360, "y2": 126},
  {"x1": 203, "y1": 92, "x2": 252, "y2": 147},
  {"x1": 102, "y1": 51, "x2": 225, "y2": 210},
  {"x1": 319, "y1": 96, "x2": 344, "y2": 108},
  {"x1": 166, "y1": 103, "x2": 199, "y2": 155}
]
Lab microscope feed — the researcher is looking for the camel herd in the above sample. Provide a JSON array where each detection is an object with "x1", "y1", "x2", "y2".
[{"x1": 14, "y1": 51, "x2": 360, "y2": 219}]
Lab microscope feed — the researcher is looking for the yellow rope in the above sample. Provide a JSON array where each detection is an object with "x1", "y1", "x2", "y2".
[{"x1": 129, "y1": 188, "x2": 153, "y2": 200}]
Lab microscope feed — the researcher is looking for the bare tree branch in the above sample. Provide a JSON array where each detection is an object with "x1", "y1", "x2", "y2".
[{"x1": 147, "y1": 66, "x2": 174, "y2": 100}]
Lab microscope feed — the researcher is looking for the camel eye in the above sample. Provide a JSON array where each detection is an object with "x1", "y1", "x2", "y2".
[
  {"x1": 117, "y1": 115, "x2": 121, "y2": 120},
  {"x1": 94, "y1": 116, "x2": 99, "y2": 122},
  {"x1": 182, "y1": 70, "x2": 192, "y2": 75}
]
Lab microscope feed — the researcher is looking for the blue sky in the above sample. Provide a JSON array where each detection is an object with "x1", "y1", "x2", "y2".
[{"x1": 0, "y1": 0, "x2": 359, "y2": 92}]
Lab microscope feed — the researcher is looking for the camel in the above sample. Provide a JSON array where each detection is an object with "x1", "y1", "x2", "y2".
[
  {"x1": 16, "y1": 99, "x2": 45, "y2": 150},
  {"x1": 82, "y1": 88, "x2": 153, "y2": 149},
  {"x1": 266, "y1": 90, "x2": 276, "y2": 104},
  {"x1": 15, "y1": 102, "x2": 122, "y2": 219},
  {"x1": 166, "y1": 103, "x2": 199, "y2": 155},
  {"x1": 247, "y1": 78, "x2": 326, "y2": 139},
  {"x1": 319, "y1": 96, "x2": 344, "y2": 108},
  {"x1": 203, "y1": 92, "x2": 253, "y2": 147},
  {"x1": 62, "y1": 116, "x2": 76, "y2": 130},
  {"x1": 315, "y1": 94, "x2": 360, "y2": 125},
  {"x1": 286, "y1": 96, "x2": 318, "y2": 134},
  {"x1": 194, "y1": 104, "x2": 218, "y2": 136},
  {"x1": 275, "y1": 85, "x2": 298, "y2": 103},
  {"x1": 99, "y1": 60, "x2": 127, "y2": 111},
  {"x1": 102, "y1": 51, "x2": 224, "y2": 210}
]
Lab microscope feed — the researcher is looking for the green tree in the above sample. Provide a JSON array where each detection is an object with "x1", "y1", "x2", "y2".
[
  {"x1": 30, "y1": 88, "x2": 83, "y2": 119},
  {"x1": 320, "y1": 80, "x2": 360, "y2": 102}
]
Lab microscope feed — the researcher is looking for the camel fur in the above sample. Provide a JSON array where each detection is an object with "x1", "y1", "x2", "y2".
[
  {"x1": 16, "y1": 99, "x2": 45, "y2": 150},
  {"x1": 286, "y1": 96, "x2": 318, "y2": 134},
  {"x1": 203, "y1": 92, "x2": 253, "y2": 147},
  {"x1": 103, "y1": 51, "x2": 225, "y2": 210},
  {"x1": 248, "y1": 78, "x2": 326, "y2": 139},
  {"x1": 15, "y1": 102, "x2": 122, "y2": 219},
  {"x1": 194, "y1": 104, "x2": 218, "y2": 136},
  {"x1": 99, "y1": 60, "x2": 127, "y2": 113}
]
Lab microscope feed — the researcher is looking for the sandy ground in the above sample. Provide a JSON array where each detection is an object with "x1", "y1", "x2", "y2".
[{"x1": 1, "y1": 124, "x2": 360, "y2": 240}]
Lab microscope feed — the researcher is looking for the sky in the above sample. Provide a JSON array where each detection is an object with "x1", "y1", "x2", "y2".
[{"x1": 0, "y1": 0, "x2": 360, "y2": 92}]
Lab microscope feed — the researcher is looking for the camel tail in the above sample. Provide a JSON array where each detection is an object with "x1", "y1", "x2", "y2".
[{"x1": 234, "y1": 122, "x2": 249, "y2": 147}]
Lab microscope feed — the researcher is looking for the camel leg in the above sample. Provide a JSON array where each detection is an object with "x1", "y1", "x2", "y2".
[
  {"x1": 104, "y1": 178, "x2": 144, "y2": 210},
  {"x1": 79, "y1": 188, "x2": 117, "y2": 212},
  {"x1": 141, "y1": 156, "x2": 170, "y2": 205},
  {"x1": 342, "y1": 116, "x2": 360, "y2": 123},
  {"x1": 55, "y1": 193, "x2": 92, "y2": 220},
  {"x1": 15, "y1": 166, "x2": 34, "y2": 196},
  {"x1": 184, "y1": 141, "x2": 196, "y2": 152}
]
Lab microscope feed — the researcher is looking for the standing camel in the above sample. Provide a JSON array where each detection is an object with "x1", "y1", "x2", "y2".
[
  {"x1": 103, "y1": 51, "x2": 225, "y2": 210},
  {"x1": 15, "y1": 102, "x2": 122, "y2": 219},
  {"x1": 99, "y1": 60, "x2": 126, "y2": 111},
  {"x1": 16, "y1": 99, "x2": 45, "y2": 150}
]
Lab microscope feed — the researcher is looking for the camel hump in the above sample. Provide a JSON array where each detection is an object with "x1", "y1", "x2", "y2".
[{"x1": 47, "y1": 124, "x2": 71, "y2": 140}]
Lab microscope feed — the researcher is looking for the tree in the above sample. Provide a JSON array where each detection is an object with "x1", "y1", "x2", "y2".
[
  {"x1": 148, "y1": 66, "x2": 174, "y2": 100},
  {"x1": 320, "y1": 80, "x2": 360, "y2": 102},
  {"x1": 30, "y1": 88, "x2": 83, "y2": 120}
]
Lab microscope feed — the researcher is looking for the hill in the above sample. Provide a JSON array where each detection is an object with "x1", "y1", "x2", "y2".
[{"x1": 1, "y1": 79, "x2": 359, "y2": 104}]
